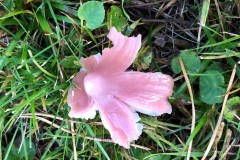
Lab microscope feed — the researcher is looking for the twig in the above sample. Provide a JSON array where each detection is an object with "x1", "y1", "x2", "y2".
[
  {"x1": 213, "y1": 0, "x2": 225, "y2": 37},
  {"x1": 221, "y1": 139, "x2": 236, "y2": 159},
  {"x1": 20, "y1": 115, "x2": 75, "y2": 134},
  {"x1": 71, "y1": 119, "x2": 77, "y2": 160},
  {"x1": 200, "y1": 52, "x2": 240, "y2": 59},
  {"x1": 178, "y1": 57, "x2": 196, "y2": 160},
  {"x1": 21, "y1": 113, "x2": 103, "y2": 125},
  {"x1": 228, "y1": 87, "x2": 240, "y2": 95},
  {"x1": 20, "y1": 115, "x2": 151, "y2": 151},
  {"x1": 155, "y1": 0, "x2": 176, "y2": 18}
]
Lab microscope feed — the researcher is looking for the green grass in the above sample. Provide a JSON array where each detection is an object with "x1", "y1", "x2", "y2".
[{"x1": 0, "y1": 0, "x2": 240, "y2": 159}]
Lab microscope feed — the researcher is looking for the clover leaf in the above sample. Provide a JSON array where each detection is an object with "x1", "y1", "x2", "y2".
[
  {"x1": 200, "y1": 70, "x2": 226, "y2": 104},
  {"x1": 78, "y1": 1, "x2": 105, "y2": 30},
  {"x1": 107, "y1": 6, "x2": 128, "y2": 31},
  {"x1": 171, "y1": 50, "x2": 201, "y2": 74}
]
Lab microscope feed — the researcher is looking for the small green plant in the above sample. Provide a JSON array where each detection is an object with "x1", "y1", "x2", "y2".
[
  {"x1": 107, "y1": 6, "x2": 128, "y2": 31},
  {"x1": 200, "y1": 70, "x2": 226, "y2": 104},
  {"x1": 78, "y1": 1, "x2": 105, "y2": 30},
  {"x1": 171, "y1": 50, "x2": 201, "y2": 74},
  {"x1": 224, "y1": 96, "x2": 240, "y2": 122}
]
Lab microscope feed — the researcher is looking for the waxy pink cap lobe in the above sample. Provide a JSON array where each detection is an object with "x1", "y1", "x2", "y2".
[{"x1": 67, "y1": 27, "x2": 174, "y2": 148}]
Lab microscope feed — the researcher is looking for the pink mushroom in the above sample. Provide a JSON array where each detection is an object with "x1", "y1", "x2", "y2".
[{"x1": 67, "y1": 27, "x2": 174, "y2": 148}]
